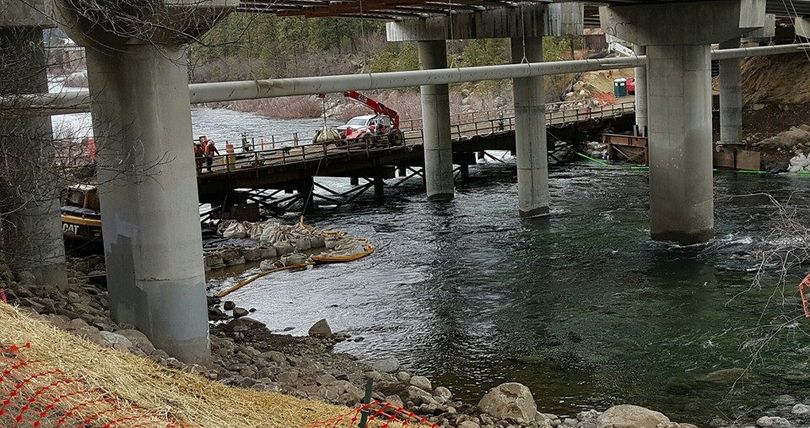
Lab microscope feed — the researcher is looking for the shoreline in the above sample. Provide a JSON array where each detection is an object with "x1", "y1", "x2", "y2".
[{"x1": 2, "y1": 258, "x2": 808, "y2": 428}]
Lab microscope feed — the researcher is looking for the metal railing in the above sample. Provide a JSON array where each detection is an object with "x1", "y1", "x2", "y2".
[{"x1": 198, "y1": 101, "x2": 635, "y2": 175}]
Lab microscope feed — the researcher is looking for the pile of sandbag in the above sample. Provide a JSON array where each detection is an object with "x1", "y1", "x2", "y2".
[
  {"x1": 583, "y1": 141, "x2": 609, "y2": 159},
  {"x1": 218, "y1": 219, "x2": 329, "y2": 250},
  {"x1": 789, "y1": 153, "x2": 810, "y2": 173}
]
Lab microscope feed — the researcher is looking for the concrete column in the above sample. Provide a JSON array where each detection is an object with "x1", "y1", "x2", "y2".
[
  {"x1": 719, "y1": 38, "x2": 742, "y2": 145},
  {"x1": 417, "y1": 40, "x2": 454, "y2": 201},
  {"x1": 646, "y1": 44, "x2": 714, "y2": 244},
  {"x1": 0, "y1": 27, "x2": 68, "y2": 288},
  {"x1": 373, "y1": 176, "x2": 385, "y2": 198},
  {"x1": 511, "y1": 37, "x2": 549, "y2": 217},
  {"x1": 633, "y1": 44, "x2": 648, "y2": 136},
  {"x1": 600, "y1": 0, "x2": 765, "y2": 245},
  {"x1": 85, "y1": 45, "x2": 209, "y2": 363}
]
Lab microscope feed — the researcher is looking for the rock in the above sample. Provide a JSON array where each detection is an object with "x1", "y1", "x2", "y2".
[
  {"x1": 262, "y1": 350, "x2": 286, "y2": 364},
  {"x1": 477, "y1": 382, "x2": 537, "y2": 423},
  {"x1": 458, "y1": 421, "x2": 480, "y2": 428},
  {"x1": 792, "y1": 404, "x2": 810, "y2": 418},
  {"x1": 596, "y1": 405, "x2": 669, "y2": 428},
  {"x1": 310, "y1": 236, "x2": 326, "y2": 248},
  {"x1": 404, "y1": 385, "x2": 436, "y2": 406},
  {"x1": 396, "y1": 371, "x2": 411, "y2": 382},
  {"x1": 280, "y1": 253, "x2": 308, "y2": 266},
  {"x1": 223, "y1": 301, "x2": 236, "y2": 311},
  {"x1": 99, "y1": 331, "x2": 133, "y2": 351},
  {"x1": 232, "y1": 307, "x2": 249, "y2": 318},
  {"x1": 16, "y1": 271, "x2": 36, "y2": 285},
  {"x1": 409, "y1": 375, "x2": 432, "y2": 391},
  {"x1": 115, "y1": 329, "x2": 155, "y2": 353},
  {"x1": 756, "y1": 416, "x2": 792, "y2": 428},
  {"x1": 308, "y1": 319, "x2": 332, "y2": 338},
  {"x1": 536, "y1": 412, "x2": 556, "y2": 428},
  {"x1": 434, "y1": 386, "x2": 452, "y2": 402},
  {"x1": 315, "y1": 373, "x2": 337, "y2": 386},
  {"x1": 259, "y1": 246, "x2": 277, "y2": 259},
  {"x1": 701, "y1": 368, "x2": 746, "y2": 383},
  {"x1": 219, "y1": 248, "x2": 243, "y2": 263},
  {"x1": 277, "y1": 369, "x2": 299, "y2": 385},
  {"x1": 774, "y1": 395, "x2": 797, "y2": 406},
  {"x1": 370, "y1": 357, "x2": 400, "y2": 374}
]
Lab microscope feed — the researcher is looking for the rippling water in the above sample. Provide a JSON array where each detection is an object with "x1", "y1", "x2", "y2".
[{"x1": 214, "y1": 156, "x2": 810, "y2": 424}]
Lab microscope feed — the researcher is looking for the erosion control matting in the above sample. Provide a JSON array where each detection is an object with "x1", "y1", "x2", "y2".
[{"x1": 0, "y1": 304, "x2": 350, "y2": 427}]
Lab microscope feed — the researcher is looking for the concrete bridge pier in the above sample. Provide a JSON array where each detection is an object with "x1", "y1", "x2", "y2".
[
  {"x1": 0, "y1": 2, "x2": 67, "y2": 288},
  {"x1": 719, "y1": 38, "x2": 743, "y2": 145},
  {"x1": 56, "y1": 0, "x2": 235, "y2": 363},
  {"x1": 511, "y1": 36, "x2": 550, "y2": 217},
  {"x1": 417, "y1": 40, "x2": 454, "y2": 201},
  {"x1": 633, "y1": 44, "x2": 648, "y2": 136},
  {"x1": 601, "y1": 0, "x2": 766, "y2": 245}
]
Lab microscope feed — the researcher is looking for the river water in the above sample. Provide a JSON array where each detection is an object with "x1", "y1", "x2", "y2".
[{"x1": 53, "y1": 101, "x2": 810, "y2": 424}]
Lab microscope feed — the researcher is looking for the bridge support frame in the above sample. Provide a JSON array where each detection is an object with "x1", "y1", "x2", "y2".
[
  {"x1": 511, "y1": 36, "x2": 550, "y2": 218},
  {"x1": 719, "y1": 38, "x2": 743, "y2": 145},
  {"x1": 418, "y1": 40, "x2": 454, "y2": 201},
  {"x1": 0, "y1": 15, "x2": 68, "y2": 289},
  {"x1": 600, "y1": 0, "x2": 765, "y2": 245}
]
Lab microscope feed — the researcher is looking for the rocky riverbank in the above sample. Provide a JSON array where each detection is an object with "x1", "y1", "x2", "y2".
[{"x1": 1, "y1": 261, "x2": 808, "y2": 428}]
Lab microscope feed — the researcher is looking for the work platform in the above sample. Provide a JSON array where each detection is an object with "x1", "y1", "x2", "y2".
[{"x1": 196, "y1": 102, "x2": 635, "y2": 204}]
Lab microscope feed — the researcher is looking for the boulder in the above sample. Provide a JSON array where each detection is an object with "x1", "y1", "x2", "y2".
[
  {"x1": 396, "y1": 371, "x2": 411, "y2": 382},
  {"x1": 409, "y1": 375, "x2": 432, "y2": 391},
  {"x1": 308, "y1": 319, "x2": 332, "y2": 338},
  {"x1": 295, "y1": 238, "x2": 312, "y2": 251},
  {"x1": 477, "y1": 382, "x2": 537, "y2": 422},
  {"x1": 219, "y1": 248, "x2": 243, "y2": 264},
  {"x1": 434, "y1": 386, "x2": 452, "y2": 402},
  {"x1": 404, "y1": 385, "x2": 436, "y2": 406},
  {"x1": 370, "y1": 357, "x2": 400, "y2": 374},
  {"x1": 792, "y1": 403, "x2": 810, "y2": 418},
  {"x1": 756, "y1": 416, "x2": 792, "y2": 428},
  {"x1": 98, "y1": 331, "x2": 133, "y2": 352},
  {"x1": 223, "y1": 301, "x2": 236, "y2": 311},
  {"x1": 596, "y1": 405, "x2": 669, "y2": 428},
  {"x1": 259, "y1": 246, "x2": 277, "y2": 259},
  {"x1": 232, "y1": 307, "x2": 249, "y2": 318},
  {"x1": 458, "y1": 421, "x2": 480, "y2": 428},
  {"x1": 115, "y1": 329, "x2": 155, "y2": 353}
]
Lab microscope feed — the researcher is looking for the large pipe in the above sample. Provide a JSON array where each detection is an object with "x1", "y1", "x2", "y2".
[{"x1": 4, "y1": 43, "x2": 808, "y2": 115}]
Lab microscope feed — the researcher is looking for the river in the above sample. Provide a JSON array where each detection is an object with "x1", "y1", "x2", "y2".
[{"x1": 53, "y1": 100, "x2": 810, "y2": 425}]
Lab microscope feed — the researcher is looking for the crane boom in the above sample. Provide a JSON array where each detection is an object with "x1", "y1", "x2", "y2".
[{"x1": 343, "y1": 90, "x2": 400, "y2": 130}]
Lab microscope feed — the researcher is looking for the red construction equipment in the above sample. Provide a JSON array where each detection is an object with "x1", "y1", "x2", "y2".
[{"x1": 341, "y1": 91, "x2": 404, "y2": 146}]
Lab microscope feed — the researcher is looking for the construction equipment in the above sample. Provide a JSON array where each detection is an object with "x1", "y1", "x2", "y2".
[
  {"x1": 313, "y1": 91, "x2": 405, "y2": 147},
  {"x1": 61, "y1": 184, "x2": 102, "y2": 241}
]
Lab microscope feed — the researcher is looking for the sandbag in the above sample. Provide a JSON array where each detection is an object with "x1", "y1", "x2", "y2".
[{"x1": 222, "y1": 222, "x2": 248, "y2": 239}]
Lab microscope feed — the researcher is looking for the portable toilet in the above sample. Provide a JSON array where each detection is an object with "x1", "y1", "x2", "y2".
[{"x1": 614, "y1": 78, "x2": 628, "y2": 97}]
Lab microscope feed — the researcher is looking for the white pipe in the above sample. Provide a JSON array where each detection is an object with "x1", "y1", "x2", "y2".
[{"x1": 3, "y1": 43, "x2": 808, "y2": 115}]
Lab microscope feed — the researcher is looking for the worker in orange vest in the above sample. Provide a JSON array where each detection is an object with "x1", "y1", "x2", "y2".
[{"x1": 202, "y1": 136, "x2": 220, "y2": 172}]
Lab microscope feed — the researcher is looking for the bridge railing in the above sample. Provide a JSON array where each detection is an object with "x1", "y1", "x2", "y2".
[{"x1": 198, "y1": 101, "x2": 635, "y2": 175}]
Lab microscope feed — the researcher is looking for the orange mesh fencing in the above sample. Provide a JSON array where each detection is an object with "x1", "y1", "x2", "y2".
[
  {"x1": 0, "y1": 342, "x2": 186, "y2": 428},
  {"x1": 308, "y1": 400, "x2": 439, "y2": 428}
]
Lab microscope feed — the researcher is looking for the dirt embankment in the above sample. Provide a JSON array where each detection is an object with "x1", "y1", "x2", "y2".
[{"x1": 741, "y1": 53, "x2": 810, "y2": 105}]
